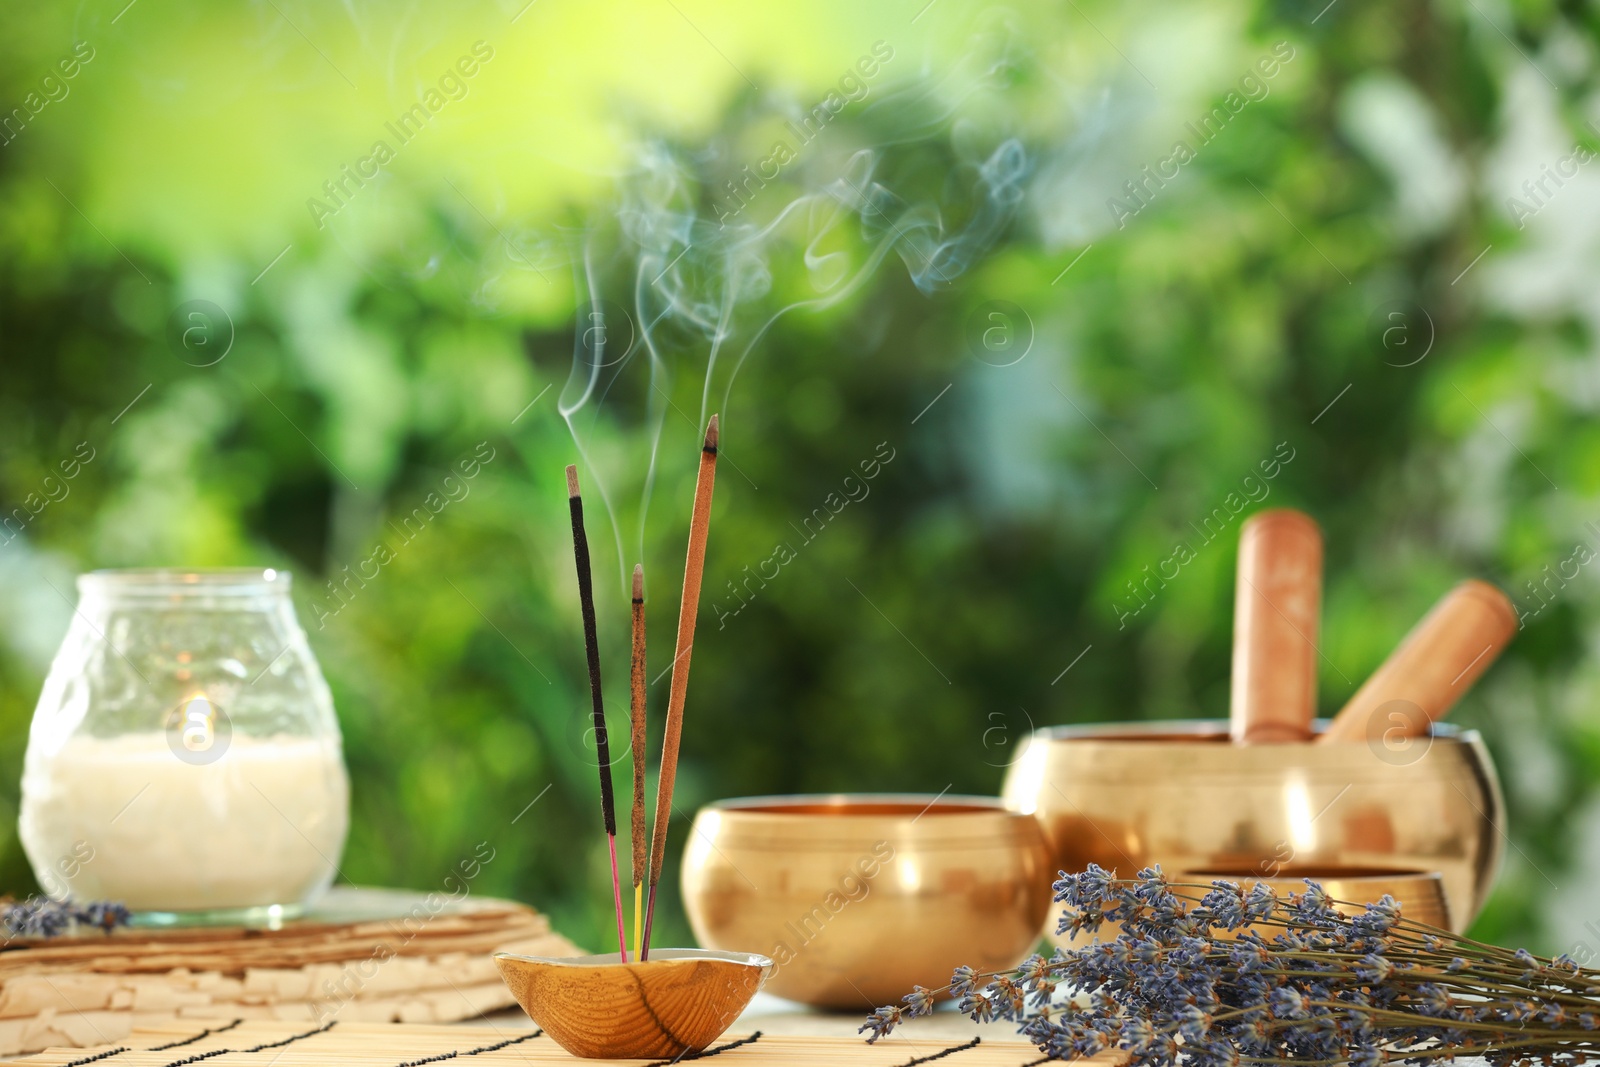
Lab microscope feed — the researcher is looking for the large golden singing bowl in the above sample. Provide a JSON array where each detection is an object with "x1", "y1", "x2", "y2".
[
  {"x1": 492, "y1": 948, "x2": 770, "y2": 1059},
  {"x1": 1001, "y1": 720, "x2": 1502, "y2": 943},
  {"x1": 1172, "y1": 866, "x2": 1452, "y2": 934},
  {"x1": 682, "y1": 794, "x2": 1053, "y2": 1010}
]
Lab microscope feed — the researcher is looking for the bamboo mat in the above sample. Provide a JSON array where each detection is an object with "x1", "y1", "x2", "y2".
[
  {"x1": 0, "y1": 1020, "x2": 1092, "y2": 1067},
  {"x1": 0, "y1": 890, "x2": 580, "y2": 1058}
]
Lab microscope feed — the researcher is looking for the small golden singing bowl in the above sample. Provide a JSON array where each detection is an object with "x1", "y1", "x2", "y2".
[
  {"x1": 1002, "y1": 719, "x2": 1502, "y2": 946},
  {"x1": 1174, "y1": 866, "x2": 1452, "y2": 935},
  {"x1": 492, "y1": 948, "x2": 771, "y2": 1060},
  {"x1": 681, "y1": 794, "x2": 1053, "y2": 1010}
]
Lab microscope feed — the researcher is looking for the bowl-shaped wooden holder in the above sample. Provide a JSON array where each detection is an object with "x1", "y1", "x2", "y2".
[{"x1": 492, "y1": 948, "x2": 771, "y2": 1059}]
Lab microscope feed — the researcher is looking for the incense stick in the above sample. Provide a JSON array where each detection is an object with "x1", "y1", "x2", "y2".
[
  {"x1": 640, "y1": 415, "x2": 719, "y2": 960},
  {"x1": 629, "y1": 562, "x2": 647, "y2": 960},
  {"x1": 565, "y1": 464, "x2": 629, "y2": 962}
]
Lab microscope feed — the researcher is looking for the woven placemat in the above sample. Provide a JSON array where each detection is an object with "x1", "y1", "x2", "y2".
[
  {"x1": 0, "y1": 1019, "x2": 1088, "y2": 1067},
  {"x1": 0, "y1": 890, "x2": 580, "y2": 1058}
]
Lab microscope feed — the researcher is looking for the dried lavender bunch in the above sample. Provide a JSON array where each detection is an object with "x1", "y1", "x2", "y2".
[
  {"x1": 863, "y1": 865, "x2": 1600, "y2": 1066},
  {"x1": 1, "y1": 898, "x2": 132, "y2": 939}
]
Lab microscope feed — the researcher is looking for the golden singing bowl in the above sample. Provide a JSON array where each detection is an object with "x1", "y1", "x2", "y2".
[
  {"x1": 1001, "y1": 720, "x2": 1502, "y2": 944},
  {"x1": 492, "y1": 948, "x2": 771, "y2": 1059},
  {"x1": 681, "y1": 794, "x2": 1053, "y2": 1010},
  {"x1": 1173, "y1": 866, "x2": 1452, "y2": 935}
]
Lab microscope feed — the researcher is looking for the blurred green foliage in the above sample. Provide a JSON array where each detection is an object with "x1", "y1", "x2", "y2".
[{"x1": 1, "y1": 0, "x2": 1598, "y2": 960}]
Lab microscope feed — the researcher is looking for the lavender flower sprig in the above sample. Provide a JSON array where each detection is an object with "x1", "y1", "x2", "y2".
[
  {"x1": 863, "y1": 864, "x2": 1600, "y2": 1066},
  {"x1": 1, "y1": 898, "x2": 131, "y2": 940}
]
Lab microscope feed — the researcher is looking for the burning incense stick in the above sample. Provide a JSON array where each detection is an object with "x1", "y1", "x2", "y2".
[
  {"x1": 640, "y1": 415, "x2": 719, "y2": 960},
  {"x1": 565, "y1": 464, "x2": 629, "y2": 962},
  {"x1": 629, "y1": 563, "x2": 648, "y2": 960}
]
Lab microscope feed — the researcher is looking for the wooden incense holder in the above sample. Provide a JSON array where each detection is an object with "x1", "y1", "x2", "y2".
[
  {"x1": 1231, "y1": 509, "x2": 1324, "y2": 744},
  {"x1": 1321, "y1": 579, "x2": 1517, "y2": 744},
  {"x1": 493, "y1": 948, "x2": 770, "y2": 1059}
]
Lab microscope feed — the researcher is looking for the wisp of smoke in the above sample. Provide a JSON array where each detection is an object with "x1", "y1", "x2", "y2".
[{"x1": 520, "y1": 22, "x2": 1059, "y2": 591}]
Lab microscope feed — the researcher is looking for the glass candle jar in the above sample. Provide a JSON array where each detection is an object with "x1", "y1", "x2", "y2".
[{"x1": 18, "y1": 568, "x2": 350, "y2": 923}]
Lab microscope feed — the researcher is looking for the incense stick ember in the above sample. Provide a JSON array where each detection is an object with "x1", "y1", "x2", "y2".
[
  {"x1": 630, "y1": 562, "x2": 648, "y2": 958},
  {"x1": 641, "y1": 415, "x2": 720, "y2": 960},
  {"x1": 564, "y1": 464, "x2": 629, "y2": 961}
]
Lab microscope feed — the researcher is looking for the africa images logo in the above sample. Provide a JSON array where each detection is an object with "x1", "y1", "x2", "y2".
[
  {"x1": 1106, "y1": 41, "x2": 1296, "y2": 230},
  {"x1": 306, "y1": 41, "x2": 496, "y2": 229}
]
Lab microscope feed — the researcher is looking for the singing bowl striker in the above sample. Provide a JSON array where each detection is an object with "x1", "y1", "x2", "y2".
[
  {"x1": 1001, "y1": 720, "x2": 1502, "y2": 946},
  {"x1": 492, "y1": 948, "x2": 770, "y2": 1059},
  {"x1": 681, "y1": 794, "x2": 1053, "y2": 1010}
]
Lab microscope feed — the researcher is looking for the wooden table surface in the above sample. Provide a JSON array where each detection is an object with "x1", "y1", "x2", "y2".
[{"x1": 481, "y1": 989, "x2": 1019, "y2": 1044}]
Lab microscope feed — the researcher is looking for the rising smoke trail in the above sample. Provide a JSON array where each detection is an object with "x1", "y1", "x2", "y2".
[{"x1": 517, "y1": 17, "x2": 1073, "y2": 594}]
